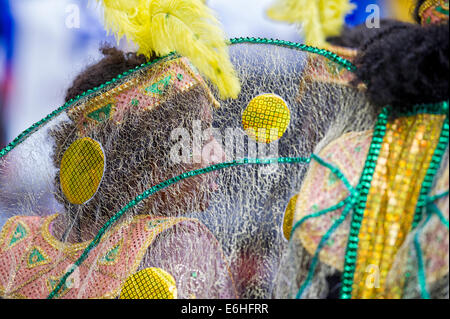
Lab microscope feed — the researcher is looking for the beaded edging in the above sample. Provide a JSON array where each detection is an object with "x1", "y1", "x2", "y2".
[
  {"x1": 229, "y1": 37, "x2": 356, "y2": 72},
  {"x1": 340, "y1": 106, "x2": 390, "y2": 299}
]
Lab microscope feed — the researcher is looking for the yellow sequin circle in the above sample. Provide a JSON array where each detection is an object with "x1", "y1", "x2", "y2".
[
  {"x1": 60, "y1": 137, "x2": 105, "y2": 205},
  {"x1": 242, "y1": 93, "x2": 291, "y2": 143},
  {"x1": 283, "y1": 194, "x2": 299, "y2": 241},
  {"x1": 120, "y1": 267, "x2": 177, "y2": 299}
]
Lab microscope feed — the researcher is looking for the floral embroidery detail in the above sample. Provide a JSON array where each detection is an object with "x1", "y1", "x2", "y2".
[
  {"x1": 27, "y1": 246, "x2": 50, "y2": 268},
  {"x1": 144, "y1": 74, "x2": 172, "y2": 97},
  {"x1": 98, "y1": 238, "x2": 123, "y2": 266},
  {"x1": 8, "y1": 222, "x2": 28, "y2": 249},
  {"x1": 87, "y1": 103, "x2": 113, "y2": 123}
]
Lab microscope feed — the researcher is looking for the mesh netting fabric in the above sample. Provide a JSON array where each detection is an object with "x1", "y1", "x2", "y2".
[{"x1": 2, "y1": 41, "x2": 444, "y2": 300}]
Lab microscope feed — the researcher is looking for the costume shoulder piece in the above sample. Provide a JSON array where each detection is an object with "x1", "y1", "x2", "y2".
[{"x1": 0, "y1": 214, "x2": 222, "y2": 298}]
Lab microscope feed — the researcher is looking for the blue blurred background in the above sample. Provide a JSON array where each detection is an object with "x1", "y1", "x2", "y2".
[{"x1": 0, "y1": 0, "x2": 417, "y2": 147}]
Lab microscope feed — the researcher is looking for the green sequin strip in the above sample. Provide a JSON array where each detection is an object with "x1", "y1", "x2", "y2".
[
  {"x1": 228, "y1": 37, "x2": 356, "y2": 72},
  {"x1": 47, "y1": 156, "x2": 311, "y2": 299},
  {"x1": 340, "y1": 106, "x2": 391, "y2": 299}
]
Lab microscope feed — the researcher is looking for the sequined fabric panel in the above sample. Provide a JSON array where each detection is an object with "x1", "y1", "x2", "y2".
[
  {"x1": 294, "y1": 131, "x2": 372, "y2": 271},
  {"x1": 352, "y1": 114, "x2": 446, "y2": 299}
]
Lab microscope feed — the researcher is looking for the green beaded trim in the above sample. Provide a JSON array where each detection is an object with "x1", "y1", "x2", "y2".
[
  {"x1": 0, "y1": 53, "x2": 178, "y2": 159},
  {"x1": 0, "y1": 38, "x2": 355, "y2": 161},
  {"x1": 340, "y1": 106, "x2": 390, "y2": 299},
  {"x1": 229, "y1": 37, "x2": 356, "y2": 72},
  {"x1": 340, "y1": 101, "x2": 449, "y2": 299},
  {"x1": 412, "y1": 114, "x2": 449, "y2": 229},
  {"x1": 47, "y1": 156, "x2": 310, "y2": 299}
]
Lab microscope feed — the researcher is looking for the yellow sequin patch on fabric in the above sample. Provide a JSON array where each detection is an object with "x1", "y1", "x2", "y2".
[
  {"x1": 351, "y1": 113, "x2": 446, "y2": 299},
  {"x1": 283, "y1": 194, "x2": 299, "y2": 241},
  {"x1": 242, "y1": 94, "x2": 291, "y2": 143},
  {"x1": 60, "y1": 137, "x2": 105, "y2": 205},
  {"x1": 120, "y1": 267, "x2": 177, "y2": 299}
]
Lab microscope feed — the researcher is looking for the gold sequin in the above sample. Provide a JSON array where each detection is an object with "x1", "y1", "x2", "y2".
[
  {"x1": 283, "y1": 194, "x2": 299, "y2": 241},
  {"x1": 60, "y1": 137, "x2": 105, "y2": 205},
  {"x1": 242, "y1": 94, "x2": 290, "y2": 143},
  {"x1": 120, "y1": 267, "x2": 177, "y2": 299}
]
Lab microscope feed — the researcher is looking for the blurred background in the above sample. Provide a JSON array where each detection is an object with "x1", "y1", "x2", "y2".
[{"x1": 0, "y1": 0, "x2": 417, "y2": 148}]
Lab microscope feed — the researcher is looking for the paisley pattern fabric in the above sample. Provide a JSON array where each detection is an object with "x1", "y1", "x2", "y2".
[
  {"x1": 287, "y1": 112, "x2": 449, "y2": 298},
  {"x1": 0, "y1": 214, "x2": 236, "y2": 299}
]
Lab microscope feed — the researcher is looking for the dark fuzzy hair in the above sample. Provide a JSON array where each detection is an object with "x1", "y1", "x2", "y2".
[
  {"x1": 327, "y1": 19, "x2": 413, "y2": 49},
  {"x1": 65, "y1": 46, "x2": 154, "y2": 102},
  {"x1": 354, "y1": 22, "x2": 449, "y2": 109}
]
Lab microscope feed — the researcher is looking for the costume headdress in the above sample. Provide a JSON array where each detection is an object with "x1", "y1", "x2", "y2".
[
  {"x1": 418, "y1": 0, "x2": 449, "y2": 25},
  {"x1": 97, "y1": 0, "x2": 241, "y2": 99},
  {"x1": 266, "y1": 0, "x2": 355, "y2": 48}
]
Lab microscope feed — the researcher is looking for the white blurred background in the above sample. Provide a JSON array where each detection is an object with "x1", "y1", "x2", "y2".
[{"x1": 1, "y1": 0, "x2": 301, "y2": 144}]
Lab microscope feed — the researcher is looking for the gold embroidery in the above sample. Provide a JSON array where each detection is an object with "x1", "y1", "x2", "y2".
[
  {"x1": 97, "y1": 238, "x2": 124, "y2": 266},
  {"x1": 26, "y1": 246, "x2": 51, "y2": 269}
]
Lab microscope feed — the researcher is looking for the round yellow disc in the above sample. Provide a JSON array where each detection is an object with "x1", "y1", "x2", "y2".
[
  {"x1": 242, "y1": 93, "x2": 291, "y2": 143},
  {"x1": 120, "y1": 267, "x2": 177, "y2": 299},
  {"x1": 283, "y1": 194, "x2": 299, "y2": 241},
  {"x1": 60, "y1": 137, "x2": 105, "y2": 205}
]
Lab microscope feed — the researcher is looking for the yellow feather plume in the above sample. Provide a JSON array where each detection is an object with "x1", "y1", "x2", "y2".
[
  {"x1": 97, "y1": 0, "x2": 241, "y2": 100},
  {"x1": 266, "y1": 0, "x2": 355, "y2": 48}
]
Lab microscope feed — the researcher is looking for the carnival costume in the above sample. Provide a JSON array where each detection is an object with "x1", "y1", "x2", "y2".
[
  {"x1": 273, "y1": 0, "x2": 449, "y2": 299},
  {"x1": 1, "y1": 0, "x2": 445, "y2": 300}
]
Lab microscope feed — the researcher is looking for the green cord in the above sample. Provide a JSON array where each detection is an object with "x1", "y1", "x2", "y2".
[
  {"x1": 0, "y1": 38, "x2": 357, "y2": 161},
  {"x1": 0, "y1": 53, "x2": 178, "y2": 160},
  {"x1": 428, "y1": 202, "x2": 449, "y2": 229},
  {"x1": 414, "y1": 211, "x2": 433, "y2": 299},
  {"x1": 414, "y1": 192, "x2": 449, "y2": 300},
  {"x1": 296, "y1": 202, "x2": 353, "y2": 298},
  {"x1": 311, "y1": 154, "x2": 356, "y2": 195},
  {"x1": 426, "y1": 190, "x2": 449, "y2": 204},
  {"x1": 290, "y1": 197, "x2": 350, "y2": 240}
]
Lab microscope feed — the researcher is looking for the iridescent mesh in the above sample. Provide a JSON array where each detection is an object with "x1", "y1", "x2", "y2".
[{"x1": 2, "y1": 42, "x2": 444, "y2": 300}]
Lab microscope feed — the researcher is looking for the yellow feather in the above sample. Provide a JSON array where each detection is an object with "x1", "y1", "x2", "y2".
[
  {"x1": 97, "y1": 0, "x2": 240, "y2": 100},
  {"x1": 267, "y1": 0, "x2": 355, "y2": 48}
]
